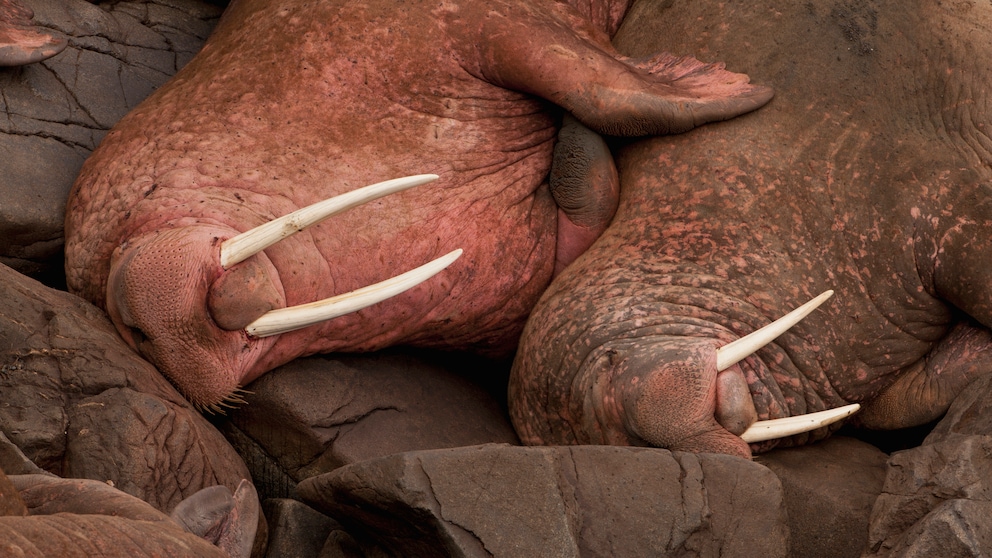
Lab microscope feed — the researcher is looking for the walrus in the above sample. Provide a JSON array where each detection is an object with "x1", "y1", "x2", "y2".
[
  {"x1": 509, "y1": 0, "x2": 992, "y2": 458},
  {"x1": 64, "y1": 0, "x2": 773, "y2": 410}
]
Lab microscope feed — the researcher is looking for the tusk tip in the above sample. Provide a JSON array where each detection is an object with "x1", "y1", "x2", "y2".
[{"x1": 739, "y1": 403, "x2": 860, "y2": 444}]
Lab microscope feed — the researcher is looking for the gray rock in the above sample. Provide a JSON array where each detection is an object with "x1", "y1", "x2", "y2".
[
  {"x1": 865, "y1": 375, "x2": 992, "y2": 556},
  {"x1": 0, "y1": 0, "x2": 221, "y2": 282},
  {"x1": 297, "y1": 444, "x2": 790, "y2": 558},
  {"x1": 263, "y1": 498, "x2": 343, "y2": 558},
  {"x1": 219, "y1": 351, "x2": 519, "y2": 500},
  {"x1": 875, "y1": 499, "x2": 992, "y2": 558},
  {"x1": 759, "y1": 436, "x2": 888, "y2": 558},
  {"x1": 0, "y1": 263, "x2": 250, "y2": 512}
]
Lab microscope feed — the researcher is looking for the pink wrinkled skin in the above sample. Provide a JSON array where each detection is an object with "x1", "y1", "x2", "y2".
[{"x1": 63, "y1": 0, "x2": 772, "y2": 408}]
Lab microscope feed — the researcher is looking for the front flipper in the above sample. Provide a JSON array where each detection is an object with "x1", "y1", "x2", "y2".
[
  {"x1": 550, "y1": 114, "x2": 620, "y2": 274},
  {"x1": 449, "y1": 0, "x2": 773, "y2": 136},
  {"x1": 0, "y1": 0, "x2": 66, "y2": 66},
  {"x1": 856, "y1": 321, "x2": 992, "y2": 430}
]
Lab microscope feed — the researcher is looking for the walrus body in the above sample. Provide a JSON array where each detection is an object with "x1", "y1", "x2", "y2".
[
  {"x1": 510, "y1": 0, "x2": 992, "y2": 458},
  {"x1": 64, "y1": 0, "x2": 771, "y2": 408}
]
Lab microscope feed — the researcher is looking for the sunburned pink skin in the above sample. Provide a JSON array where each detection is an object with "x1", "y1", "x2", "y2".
[
  {"x1": 510, "y1": 0, "x2": 992, "y2": 458},
  {"x1": 64, "y1": 0, "x2": 773, "y2": 409},
  {"x1": 0, "y1": 0, "x2": 66, "y2": 66}
]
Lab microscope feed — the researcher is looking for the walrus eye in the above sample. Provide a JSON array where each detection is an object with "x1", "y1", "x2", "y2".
[{"x1": 128, "y1": 326, "x2": 147, "y2": 345}]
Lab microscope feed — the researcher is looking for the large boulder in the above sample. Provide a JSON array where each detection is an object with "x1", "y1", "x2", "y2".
[
  {"x1": 0, "y1": 263, "x2": 250, "y2": 511},
  {"x1": 219, "y1": 351, "x2": 519, "y2": 501},
  {"x1": 866, "y1": 374, "x2": 992, "y2": 556},
  {"x1": 759, "y1": 436, "x2": 889, "y2": 557},
  {"x1": 297, "y1": 444, "x2": 790, "y2": 557}
]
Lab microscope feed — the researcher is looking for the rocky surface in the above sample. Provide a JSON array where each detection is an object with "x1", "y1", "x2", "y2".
[
  {"x1": 759, "y1": 437, "x2": 889, "y2": 558},
  {"x1": 865, "y1": 374, "x2": 992, "y2": 557},
  {"x1": 0, "y1": 0, "x2": 221, "y2": 283},
  {"x1": 220, "y1": 351, "x2": 519, "y2": 502},
  {"x1": 0, "y1": 262, "x2": 251, "y2": 511},
  {"x1": 298, "y1": 444, "x2": 791, "y2": 557}
]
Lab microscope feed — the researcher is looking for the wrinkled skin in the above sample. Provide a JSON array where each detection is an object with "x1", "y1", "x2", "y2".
[
  {"x1": 0, "y1": 0, "x2": 65, "y2": 66},
  {"x1": 0, "y1": 470, "x2": 256, "y2": 557},
  {"x1": 64, "y1": 0, "x2": 772, "y2": 408},
  {"x1": 510, "y1": 0, "x2": 992, "y2": 459}
]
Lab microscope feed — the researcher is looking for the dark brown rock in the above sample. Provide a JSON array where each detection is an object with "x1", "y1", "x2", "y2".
[
  {"x1": 220, "y1": 351, "x2": 519, "y2": 500},
  {"x1": 759, "y1": 436, "x2": 888, "y2": 557},
  {"x1": 297, "y1": 444, "x2": 789, "y2": 557},
  {"x1": 0, "y1": 468, "x2": 26, "y2": 517},
  {"x1": 0, "y1": 263, "x2": 250, "y2": 511},
  {"x1": 262, "y1": 498, "x2": 341, "y2": 558},
  {"x1": 866, "y1": 375, "x2": 992, "y2": 556},
  {"x1": 0, "y1": 0, "x2": 221, "y2": 282}
]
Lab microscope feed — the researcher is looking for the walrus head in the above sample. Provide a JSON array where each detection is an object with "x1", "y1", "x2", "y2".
[{"x1": 105, "y1": 175, "x2": 461, "y2": 411}]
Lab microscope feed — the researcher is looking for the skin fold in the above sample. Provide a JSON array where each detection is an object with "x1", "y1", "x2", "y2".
[
  {"x1": 509, "y1": 0, "x2": 992, "y2": 458},
  {"x1": 63, "y1": 0, "x2": 772, "y2": 409}
]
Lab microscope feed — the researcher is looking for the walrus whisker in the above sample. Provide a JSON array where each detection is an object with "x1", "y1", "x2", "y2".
[
  {"x1": 245, "y1": 248, "x2": 464, "y2": 338},
  {"x1": 219, "y1": 174, "x2": 440, "y2": 269},
  {"x1": 715, "y1": 290, "x2": 834, "y2": 372},
  {"x1": 739, "y1": 403, "x2": 860, "y2": 443}
]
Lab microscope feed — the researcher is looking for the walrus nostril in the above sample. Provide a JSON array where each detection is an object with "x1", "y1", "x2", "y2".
[{"x1": 219, "y1": 174, "x2": 439, "y2": 269}]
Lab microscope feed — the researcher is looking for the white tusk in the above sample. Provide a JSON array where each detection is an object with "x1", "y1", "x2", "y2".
[
  {"x1": 220, "y1": 174, "x2": 439, "y2": 269},
  {"x1": 245, "y1": 249, "x2": 463, "y2": 338},
  {"x1": 716, "y1": 290, "x2": 834, "y2": 372},
  {"x1": 740, "y1": 403, "x2": 860, "y2": 443}
]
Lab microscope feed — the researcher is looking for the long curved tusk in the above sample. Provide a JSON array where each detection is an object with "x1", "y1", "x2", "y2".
[
  {"x1": 220, "y1": 174, "x2": 439, "y2": 269},
  {"x1": 740, "y1": 403, "x2": 860, "y2": 443},
  {"x1": 716, "y1": 290, "x2": 834, "y2": 372},
  {"x1": 245, "y1": 249, "x2": 463, "y2": 338}
]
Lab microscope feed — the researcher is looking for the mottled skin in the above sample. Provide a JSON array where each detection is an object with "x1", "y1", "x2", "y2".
[
  {"x1": 64, "y1": 0, "x2": 772, "y2": 408},
  {"x1": 510, "y1": 0, "x2": 992, "y2": 458},
  {"x1": 0, "y1": 0, "x2": 65, "y2": 66}
]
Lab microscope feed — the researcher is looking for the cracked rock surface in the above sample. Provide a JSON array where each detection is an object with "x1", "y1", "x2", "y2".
[
  {"x1": 866, "y1": 374, "x2": 992, "y2": 557},
  {"x1": 218, "y1": 351, "x2": 520, "y2": 502},
  {"x1": 0, "y1": 262, "x2": 250, "y2": 513},
  {"x1": 297, "y1": 444, "x2": 790, "y2": 557},
  {"x1": 0, "y1": 0, "x2": 221, "y2": 281}
]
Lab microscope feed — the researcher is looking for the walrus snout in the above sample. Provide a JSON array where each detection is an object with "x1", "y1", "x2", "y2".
[{"x1": 106, "y1": 226, "x2": 276, "y2": 411}]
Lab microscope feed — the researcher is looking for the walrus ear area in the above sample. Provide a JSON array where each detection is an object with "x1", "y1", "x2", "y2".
[
  {"x1": 208, "y1": 257, "x2": 283, "y2": 331},
  {"x1": 550, "y1": 114, "x2": 620, "y2": 274}
]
